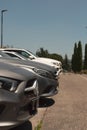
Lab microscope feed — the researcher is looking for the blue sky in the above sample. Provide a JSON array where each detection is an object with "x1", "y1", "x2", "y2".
[{"x1": 0, "y1": 0, "x2": 87, "y2": 58}]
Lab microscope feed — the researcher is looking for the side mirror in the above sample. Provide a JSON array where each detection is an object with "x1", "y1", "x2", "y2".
[{"x1": 29, "y1": 55, "x2": 35, "y2": 60}]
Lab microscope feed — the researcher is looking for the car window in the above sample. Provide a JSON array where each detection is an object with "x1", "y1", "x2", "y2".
[
  {"x1": 21, "y1": 51, "x2": 30, "y2": 58},
  {"x1": 12, "y1": 50, "x2": 30, "y2": 58},
  {"x1": 27, "y1": 50, "x2": 37, "y2": 57},
  {"x1": 5, "y1": 53, "x2": 20, "y2": 59},
  {"x1": 0, "y1": 51, "x2": 11, "y2": 58}
]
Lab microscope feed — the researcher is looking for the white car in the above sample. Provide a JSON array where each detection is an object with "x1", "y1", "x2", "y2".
[{"x1": 0, "y1": 48, "x2": 62, "y2": 75}]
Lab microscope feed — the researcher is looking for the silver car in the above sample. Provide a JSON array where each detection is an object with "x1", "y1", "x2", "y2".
[
  {"x1": 0, "y1": 51, "x2": 59, "y2": 97},
  {"x1": 0, "y1": 62, "x2": 39, "y2": 130},
  {"x1": 0, "y1": 51, "x2": 58, "y2": 79}
]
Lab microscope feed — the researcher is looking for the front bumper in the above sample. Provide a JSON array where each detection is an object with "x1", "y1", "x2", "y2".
[
  {"x1": 37, "y1": 76, "x2": 59, "y2": 97},
  {"x1": 0, "y1": 79, "x2": 39, "y2": 130}
]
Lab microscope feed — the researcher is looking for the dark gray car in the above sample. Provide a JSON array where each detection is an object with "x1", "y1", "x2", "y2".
[{"x1": 0, "y1": 62, "x2": 39, "y2": 130}]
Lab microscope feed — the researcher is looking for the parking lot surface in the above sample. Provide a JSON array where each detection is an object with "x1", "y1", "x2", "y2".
[{"x1": 41, "y1": 73, "x2": 87, "y2": 130}]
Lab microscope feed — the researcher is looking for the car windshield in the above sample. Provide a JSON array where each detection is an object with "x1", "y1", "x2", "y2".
[
  {"x1": 27, "y1": 50, "x2": 38, "y2": 58},
  {"x1": 20, "y1": 51, "x2": 30, "y2": 58}
]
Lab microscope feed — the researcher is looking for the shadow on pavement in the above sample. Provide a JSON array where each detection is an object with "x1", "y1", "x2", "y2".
[
  {"x1": 39, "y1": 97, "x2": 55, "y2": 108},
  {"x1": 10, "y1": 121, "x2": 32, "y2": 130}
]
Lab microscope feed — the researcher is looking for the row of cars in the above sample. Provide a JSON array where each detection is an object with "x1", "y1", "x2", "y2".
[{"x1": 0, "y1": 48, "x2": 62, "y2": 130}]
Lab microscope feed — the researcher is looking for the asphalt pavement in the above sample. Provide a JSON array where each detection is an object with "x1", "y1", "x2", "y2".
[{"x1": 41, "y1": 73, "x2": 87, "y2": 130}]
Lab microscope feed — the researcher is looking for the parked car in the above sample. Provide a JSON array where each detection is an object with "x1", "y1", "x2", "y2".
[
  {"x1": 22, "y1": 66, "x2": 59, "y2": 97},
  {"x1": 0, "y1": 61, "x2": 39, "y2": 130},
  {"x1": 0, "y1": 53, "x2": 58, "y2": 79},
  {"x1": 0, "y1": 51, "x2": 59, "y2": 97},
  {"x1": 0, "y1": 48, "x2": 62, "y2": 75},
  {"x1": 3, "y1": 51, "x2": 62, "y2": 77}
]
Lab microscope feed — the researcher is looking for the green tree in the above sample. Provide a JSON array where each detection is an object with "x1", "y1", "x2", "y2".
[
  {"x1": 71, "y1": 43, "x2": 78, "y2": 72},
  {"x1": 71, "y1": 54, "x2": 74, "y2": 71},
  {"x1": 36, "y1": 48, "x2": 49, "y2": 58},
  {"x1": 63, "y1": 54, "x2": 70, "y2": 71},
  {"x1": 36, "y1": 47, "x2": 63, "y2": 63},
  {"x1": 84, "y1": 44, "x2": 87, "y2": 69},
  {"x1": 49, "y1": 53, "x2": 63, "y2": 63},
  {"x1": 71, "y1": 41, "x2": 82, "y2": 72},
  {"x1": 77, "y1": 41, "x2": 82, "y2": 72}
]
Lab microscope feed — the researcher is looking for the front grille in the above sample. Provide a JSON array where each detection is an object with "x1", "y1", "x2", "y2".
[
  {"x1": 18, "y1": 99, "x2": 38, "y2": 120},
  {"x1": 24, "y1": 79, "x2": 39, "y2": 100},
  {"x1": 25, "y1": 78, "x2": 36, "y2": 89},
  {"x1": 28, "y1": 100, "x2": 37, "y2": 115},
  {"x1": 17, "y1": 79, "x2": 39, "y2": 121},
  {"x1": 43, "y1": 85, "x2": 54, "y2": 94},
  {"x1": 20, "y1": 100, "x2": 37, "y2": 115},
  {"x1": 0, "y1": 104, "x2": 5, "y2": 114}
]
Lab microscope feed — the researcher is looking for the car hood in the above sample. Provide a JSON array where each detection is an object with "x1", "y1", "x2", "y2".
[
  {"x1": 0, "y1": 57, "x2": 57, "y2": 75},
  {"x1": 33, "y1": 57, "x2": 61, "y2": 66},
  {"x1": 0, "y1": 61, "x2": 36, "y2": 81}
]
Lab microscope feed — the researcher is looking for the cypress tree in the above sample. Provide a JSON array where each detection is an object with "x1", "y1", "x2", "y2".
[
  {"x1": 71, "y1": 54, "x2": 74, "y2": 71},
  {"x1": 71, "y1": 41, "x2": 82, "y2": 72},
  {"x1": 84, "y1": 44, "x2": 87, "y2": 69},
  {"x1": 77, "y1": 41, "x2": 82, "y2": 72},
  {"x1": 63, "y1": 54, "x2": 70, "y2": 71},
  {"x1": 72, "y1": 43, "x2": 78, "y2": 72}
]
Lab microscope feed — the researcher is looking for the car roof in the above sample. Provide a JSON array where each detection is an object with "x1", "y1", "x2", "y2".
[{"x1": 0, "y1": 48, "x2": 25, "y2": 51}]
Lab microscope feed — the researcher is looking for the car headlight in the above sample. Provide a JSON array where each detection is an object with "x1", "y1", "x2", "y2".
[
  {"x1": 52, "y1": 62, "x2": 59, "y2": 66},
  {"x1": 0, "y1": 77, "x2": 20, "y2": 92},
  {"x1": 32, "y1": 68, "x2": 54, "y2": 79}
]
